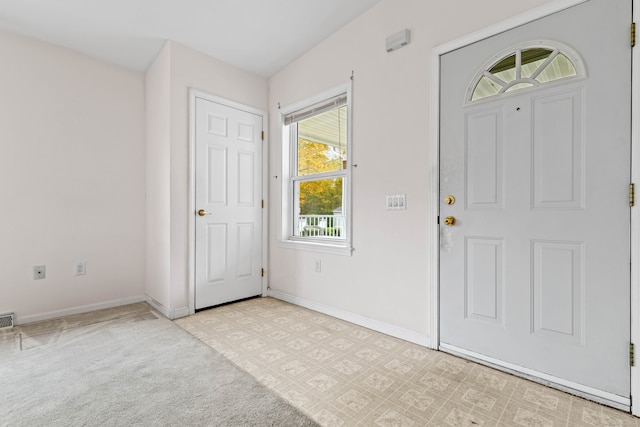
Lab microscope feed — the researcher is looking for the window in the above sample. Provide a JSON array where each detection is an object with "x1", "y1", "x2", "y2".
[
  {"x1": 469, "y1": 42, "x2": 584, "y2": 102},
  {"x1": 280, "y1": 84, "x2": 352, "y2": 254}
]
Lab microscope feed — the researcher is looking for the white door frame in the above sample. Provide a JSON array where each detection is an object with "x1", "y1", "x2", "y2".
[
  {"x1": 428, "y1": 0, "x2": 640, "y2": 415},
  {"x1": 188, "y1": 89, "x2": 269, "y2": 315}
]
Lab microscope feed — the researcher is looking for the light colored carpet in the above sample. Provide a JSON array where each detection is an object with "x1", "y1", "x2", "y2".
[{"x1": 0, "y1": 303, "x2": 318, "y2": 427}]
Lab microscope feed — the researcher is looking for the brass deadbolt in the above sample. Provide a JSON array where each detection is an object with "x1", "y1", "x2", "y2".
[{"x1": 444, "y1": 195, "x2": 456, "y2": 205}]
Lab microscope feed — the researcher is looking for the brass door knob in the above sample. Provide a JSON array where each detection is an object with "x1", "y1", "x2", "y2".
[
  {"x1": 197, "y1": 209, "x2": 212, "y2": 216},
  {"x1": 443, "y1": 216, "x2": 456, "y2": 226}
]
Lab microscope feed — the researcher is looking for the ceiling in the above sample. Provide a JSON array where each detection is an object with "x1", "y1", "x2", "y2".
[{"x1": 0, "y1": 0, "x2": 382, "y2": 77}]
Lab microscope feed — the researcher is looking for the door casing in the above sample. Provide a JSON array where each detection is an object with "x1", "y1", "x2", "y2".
[
  {"x1": 428, "y1": 0, "x2": 640, "y2": 415},
  {"x1": 188, "y1": 89, "x2": 269, "y2": 314}
]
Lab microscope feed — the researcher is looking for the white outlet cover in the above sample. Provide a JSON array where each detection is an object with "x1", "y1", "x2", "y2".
[
  {"x1": 75, "y1": 262, "x2": 86, "y2": 276},
  {"x1": 33, "y1": 265, "x2": 46, "y2": 280}
]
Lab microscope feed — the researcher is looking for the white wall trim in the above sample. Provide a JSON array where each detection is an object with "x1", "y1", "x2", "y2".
[
  {"x1": 189, "y1": 89, "x2": 197, "y2": 315},
  {"x1": 441, "y1": 343, "x2": 630, "y2": 411},
  {"x1": 429, "y1": 0, "x2": 637, "y2": 413},
  {"x1": 261, "y1": 106, "x2": 270, "y2": 297},
  {"x1": 428, "y1": 36, "x2": 441, "y2": 351},
  {"x1": 188, "y1": 89, "x2": 269, "y2": 314},
  {"x1": 631, "y1": 0, "x2": 640, "y2": 417},
  {"x1": 432, "y1": 0, "x2": 587, "y2": 57},
  {"x1": 15, "y1": 296, "x2": 146, "y2": 325},
  {"x1": 269, "y1": 290, "x2": 430, "y2": 347},
  {"x1": 145, "y1": 296, "x2": 189, "y2": 320}
]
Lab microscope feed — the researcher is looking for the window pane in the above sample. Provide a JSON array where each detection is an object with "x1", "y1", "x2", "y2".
[
  {"x1": 295, "y1": 178, "x2": 345, "y2": 238},
  {"x1": 472, "y1": 76, "x2": 502, "y2": 101},
  {"x1": 520, "y1": 48, "x2": 554, "y2": 78},
  {"x1": 535, "y1": 53, "x2": 576, "y2": 83},
  {"x1": 505, "y1": 82, "x2": 534, "y2": 92},
  {"x1": 489, "y1": 48, "x2": 553, "y2": 76},
  {"x1": 489, "y1": 53, "x2": 515, "y2": 74},
  {"x1": 297, "y1": 106, "x2": 347, "y2": 176}
]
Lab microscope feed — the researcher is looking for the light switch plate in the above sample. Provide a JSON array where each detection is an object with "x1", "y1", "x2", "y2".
[{"x1": 386, "y1": 194, "x2": 406, "y2": 210}]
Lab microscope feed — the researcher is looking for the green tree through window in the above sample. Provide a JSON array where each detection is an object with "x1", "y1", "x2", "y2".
[{"x1": 297, "y1": 138, "x2": 345, "y2": 215}]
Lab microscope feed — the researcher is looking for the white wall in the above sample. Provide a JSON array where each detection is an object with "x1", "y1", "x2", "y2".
[
  {"x1": 0, "y1": 29, "x2": 146, "y2": 323},
  {"x1": 0, "y1": 0, "x2": 556, "y2": 327},
  {"x1": 268, "y1": 0, "x2": 553, "y2": 340},
  {"x1": 145, "y1": 41, "x2": 268, "y2": 316}
]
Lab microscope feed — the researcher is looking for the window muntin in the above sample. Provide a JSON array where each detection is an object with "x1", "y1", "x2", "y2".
[
  {"x1": 283, "y1": 89, "x2": 350, "y2": 245},
  {"x1": 470, "y1": 43, "x2": 582, "y2": 102}
]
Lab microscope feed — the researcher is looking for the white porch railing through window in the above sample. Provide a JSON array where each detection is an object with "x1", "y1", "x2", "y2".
[{"x1": 297, "y1": 215, "x2": 345, "y2": 238}]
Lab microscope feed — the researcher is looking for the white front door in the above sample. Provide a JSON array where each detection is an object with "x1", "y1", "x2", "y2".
[
  {"x1": 440, "y1": 0, "x2": 631, "y2": 404},
  {"x1": 195, "y1": 96, "x2": 263, "y2": 309}
]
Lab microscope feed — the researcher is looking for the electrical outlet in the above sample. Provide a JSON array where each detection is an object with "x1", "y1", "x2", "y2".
[
  {"x1": 74, "y1": 262, "x2": 86, "y2": 276},
  {"x1": 33, "y1": 265, "x2": 46, "y2": 280},
  {"x1": 315, "y1": 259, "x2": 322, "y2": 273}
]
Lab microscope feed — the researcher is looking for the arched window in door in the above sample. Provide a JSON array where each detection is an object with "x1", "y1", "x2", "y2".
[{"x1": 469, "y1": 41, "x2": 586, "y2": 102}]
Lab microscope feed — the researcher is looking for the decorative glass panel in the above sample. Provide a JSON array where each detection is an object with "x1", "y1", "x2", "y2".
[
  {"x1": 535, "y1": 54, "x2": 576, "y2": 83},
  {"x1": 470, "y1": 44, "x2": 582, "y2": 102}
]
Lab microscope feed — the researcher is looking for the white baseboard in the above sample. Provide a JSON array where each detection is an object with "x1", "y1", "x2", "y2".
[
  {"x1": 145, "y1": 296, "x2": 189, "y2": 320},
  {"x1": 15, "y1": 296, "x2": 146, "y2": 325},
  {"x1": 268, "y1": 290, "x2": 430, "y2": 347}
]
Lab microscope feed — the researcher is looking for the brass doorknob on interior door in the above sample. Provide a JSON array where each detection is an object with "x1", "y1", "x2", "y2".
[
  {"x1": 197, "y1": 209, "x2": 212, "y2": 216},
  {"x1": 443, "y1": 216, "x2": 456, "y2": 226}
]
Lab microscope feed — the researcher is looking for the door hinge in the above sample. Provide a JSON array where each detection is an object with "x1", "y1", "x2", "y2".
[
  {"x1": 631, "y1": 342, "x2": 635, "y2": 367},
  {"x1": 261, "y1": 131, "x2": 264, "y2": 141},
  {"x1": 630, "y1": 183, "x2": 635, "y2": 207},
  {"x1": 261, "y1": 268, "x2": 265, "y2": 277},
  {"x1": 632, "y1": 23, "x2": 636, "y2": 47}
]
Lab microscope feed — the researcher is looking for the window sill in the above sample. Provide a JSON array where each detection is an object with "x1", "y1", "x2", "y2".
[{"x1": 278, "y1": 239, "x2": 353, "y2": 256}]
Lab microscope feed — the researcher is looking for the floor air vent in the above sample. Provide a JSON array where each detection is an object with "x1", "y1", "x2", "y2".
[{"x1": 0, "y1": 313, "x2": 14, "y2": 329}]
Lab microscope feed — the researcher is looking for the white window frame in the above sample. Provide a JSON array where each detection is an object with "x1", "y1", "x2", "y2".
[{"x1": 278, "y1": 82, "x2": 353, "y2": 256}]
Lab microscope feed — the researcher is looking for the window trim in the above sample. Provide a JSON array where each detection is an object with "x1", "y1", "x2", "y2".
[{"x1": 278, "y1": 82, "x2": 353, "y2": 256}]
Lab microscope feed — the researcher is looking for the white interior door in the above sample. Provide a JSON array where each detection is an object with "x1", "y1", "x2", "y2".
[
  {"x1": 195, "y1": 96, "x2": 263, "y2": 310},
  {"x1": 440, "y1": 0, "x2": 631, "y2": 405}
]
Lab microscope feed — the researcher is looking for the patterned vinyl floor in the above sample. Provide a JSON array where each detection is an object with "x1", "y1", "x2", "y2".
[{"x1": 175, "y1": 297, "x2": 639, "y2": 427}]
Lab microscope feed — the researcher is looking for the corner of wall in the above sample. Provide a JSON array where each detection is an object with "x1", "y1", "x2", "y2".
[
  {"x1": 145, "y1": 296, "x2": 189, "y2": 320},
  {"x1": 145, "y1": 42, "x2": 173, "y2": 308}
]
